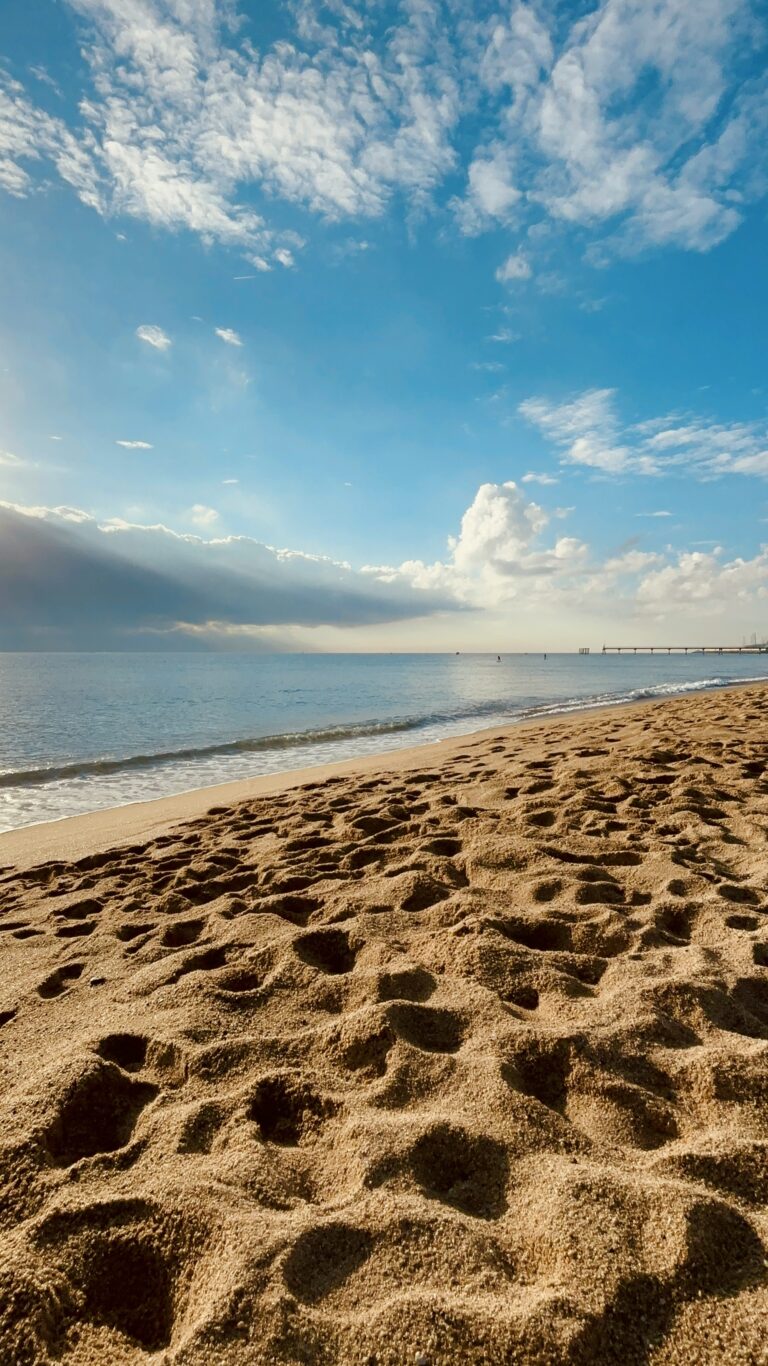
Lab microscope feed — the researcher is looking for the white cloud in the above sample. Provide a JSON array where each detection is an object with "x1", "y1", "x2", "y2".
[
  {"x1": 637, "y1": 509, "x2": 673, "y2": 517},
  {"x1": 520, "y1": 388, "x2": 768, "y2": 480},
  {"x1": 522, "y1": 471, "x2": 558, "y2": 485},
  {"x1": 188, "y1": 504, "x2": 220, "y2": 527},
  {"x1": 453, "y1": 150, "x2": 521, "y2": 235},
  {"x1": 48, "y1": 435, "x2": 63, "y2": 441},
  {"x1": 487, "y1": 327, "x2": 520, "y2": 344},
  {"x1": 520, "y1": 388, "x2": 633, "y2": 473},
  {"x1": 0, "y1": 449, "x2": 24, "y2": 467},
  {"x1": 369, "y1": 481, "x2": 588, "y2": 609},
  {"x1": 0, "y1": 0, "x2": 460, "y2": 263},
  {"x1": 1, "y1": 0, "x2": 764, "y2": 276},
  {"x1": 456, "y1": 0, "x2": 767, "y2": 257},
  {"x1": 495, "y1": 251, "x2": 532, "y2": 283},
  {"x1": 636, "y1": 547, "x2": 768, "y2": 612},
  {"x1": 214, "y1": 327, "x2": 243, "y2": 347},
  {"x1": 222, "y1": 478, "x2": 239, "y2": 485},
  {"x1": 116, "y1": 439, "x2": 153, "y2": 450},
  {"x1": 136, "y1": 324, "x2": 171, "y2": 351}
]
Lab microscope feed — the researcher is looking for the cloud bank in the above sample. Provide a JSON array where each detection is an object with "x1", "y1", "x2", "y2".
[
  {"x1": 3, "y1": 484, "x2": 768, "y2": 649},
  {"x1": 0, "y1": 502, "x2": 458, "y2": 649}
]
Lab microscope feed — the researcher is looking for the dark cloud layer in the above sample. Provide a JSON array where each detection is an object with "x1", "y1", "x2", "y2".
[{"x1": 0, "y1": 505, "x2": 457, "y2": 649}]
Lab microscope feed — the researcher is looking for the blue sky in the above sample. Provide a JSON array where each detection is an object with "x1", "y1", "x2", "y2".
[{"x1": 1, "y1": 0, "x2": 767, "y2": 649}]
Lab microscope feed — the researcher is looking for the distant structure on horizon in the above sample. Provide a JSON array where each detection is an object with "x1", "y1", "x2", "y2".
[{"x1": 601, "y1": 643, "x2": 768, "y2": 655}]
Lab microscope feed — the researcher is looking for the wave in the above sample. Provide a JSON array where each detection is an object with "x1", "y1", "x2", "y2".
[
  {"x1": 0, "y1": 717, "x2": 430, "y2": 790},
  {"x1": 1, "y1": 670, "x2": 765, "y2": 793}
]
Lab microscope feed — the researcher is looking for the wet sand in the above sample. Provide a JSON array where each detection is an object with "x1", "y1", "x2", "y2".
[{"x1": 1, "y1": 682, "x2": 768, "y2": 1363}]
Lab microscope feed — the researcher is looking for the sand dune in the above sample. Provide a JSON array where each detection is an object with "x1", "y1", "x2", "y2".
[{"x1": 1, "y1": 684, "x2": 768, "y2": 1363}]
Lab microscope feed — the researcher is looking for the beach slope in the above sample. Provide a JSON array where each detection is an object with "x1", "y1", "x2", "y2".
[{"x1": 1, "y1": 684, "x2": 768, "y2": 1363}]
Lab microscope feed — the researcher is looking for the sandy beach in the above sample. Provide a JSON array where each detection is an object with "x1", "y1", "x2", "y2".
[{"x1": 1, "y1": 681, "x2": 768, "y2": 1363}]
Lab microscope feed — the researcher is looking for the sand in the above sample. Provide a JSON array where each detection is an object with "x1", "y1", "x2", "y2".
[{"x1": 1, "y1": 684, "x2": 768, "y2": 1365}]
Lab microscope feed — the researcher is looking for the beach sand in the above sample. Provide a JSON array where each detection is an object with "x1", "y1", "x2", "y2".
[{"x1": 1, "y1": 682, "x2": 768, "y2": 1364}]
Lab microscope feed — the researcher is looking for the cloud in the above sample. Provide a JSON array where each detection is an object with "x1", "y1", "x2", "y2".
[
  {"x1": 2, "y1": 0, "x2": 762, "y2": 275},
  {"x1": 222, "y1": 478, "x2": 239, "y2": 485},
  {"x1": 520, "y1": 388, "x2": 768, "y2": 479},
  {"x1": 495, "y1": 251, "x2": 532, "y2": 283},
  {"x1": 637, "y1": 509, "x2": 673, "y2": 517},
  {"x1": 636, "y1": 547, "x2": 768, "y2": 613},
  {"x1": 0, "y1": 0, "x2": 459, "y2": 264},
  {"x1": 116, "y1": 439, "x2": 153, "y2": 450},
  {"x1": 522, "y1": 471, "x2": 559, "y2": 485},
  {"x1": 457, "y1": 0, "x2": 768, "y2": 257},
  {"x1": 370, "y1": 481, "x2": 588, "y2": 609},
  {"x1": 452, "y1": 150, "x2": 521, "y2": 235},
  {"x1": 187, "y1": 504, "x2": 219, "y2": 527},
  {"x1": 214, "y1": 327, "x2": 243, "y2": 347},
  {"x1": 0, "y1": 501, "x2": 457, "y2": 649},
  {"x1": 48, "y1": 435, "x2": 63, "y2": 441},
  {"x1": 487, "y1": 327, "x2": 520, "y2": 344},
  {"x1": 0, "y1": 450, "x2": 25, "y2": 467},
  {"x1": 136, "y1": 324, "x2": 171, "y2": 351}
]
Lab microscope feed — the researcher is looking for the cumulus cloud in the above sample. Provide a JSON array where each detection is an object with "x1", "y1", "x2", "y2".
[
  {"x1": 136, "y1": 324, "x2": 172, "y2": 351},
  {"x1": 370, "y1": 481, "x2": 589, "y2": 610},
  {"x1": 214, "y1": 327, "x2": 243, "y2": 347},
  {"x1": 0, "y1": 500, "x2": 458, "y2": 649},
  {"x1": 636, "y1": 547, "x2": 768, "y2": 612},
  {"x1": 520, "y1": 388, "x2": 768, "y2": 479},
  {"x1": 116, "y1": 439, "x2": 153, "y2": 450}
]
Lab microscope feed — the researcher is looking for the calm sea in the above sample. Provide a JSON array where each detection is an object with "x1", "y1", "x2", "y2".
[{"x1": 0, "y1": 651, "x2": 765, "y2": 833}]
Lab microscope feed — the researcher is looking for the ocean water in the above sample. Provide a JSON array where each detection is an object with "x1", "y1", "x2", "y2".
[{"x1": 0, "y1": 651, "x2": 766, "y2": 833}]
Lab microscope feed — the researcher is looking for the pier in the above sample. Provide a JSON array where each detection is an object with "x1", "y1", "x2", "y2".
[{"x1": 601, "y1": 645, "x2": 768, "y2": 655}]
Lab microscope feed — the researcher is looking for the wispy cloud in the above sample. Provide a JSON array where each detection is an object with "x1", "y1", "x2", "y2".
[
  {"x1": 520, "y1": 388, "x2": 768, "y2": 478},
  {"x1": 486, "y1": 327, "x2": 520, "y2": 345},
  {"x1": 187, "y1": 504, "x2": 220, "y2": 527},
  {"x1": 0, "y1": 449, "x2": 25, "y2": 467},
  {"x1": 116, "y1": 439, "x2": 153, "y2": 450},
  {"x1": 214, "y1": 327, "x2": 243, "y2": 348},
  {"x1": 522, "y1": 471, "x2": 559, "y2": 485},
  {"x1": 136, "y1": 324, "x2": 171, "y2": 351},
  {"x1": 495, "y1": 251, "x2": 531, "y2": 283},
  {"x1": 2, "y1": 0, "x2": 762, "y2": 276}
]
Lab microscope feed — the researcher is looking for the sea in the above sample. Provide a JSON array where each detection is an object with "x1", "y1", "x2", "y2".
[{"x1": 1, "y1": 651, "x2": 766, "y2": 833}]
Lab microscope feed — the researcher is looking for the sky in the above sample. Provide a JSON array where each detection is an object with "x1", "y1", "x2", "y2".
[{"x1": 1, "y1": 0, "x2": 767, "y2": 651}]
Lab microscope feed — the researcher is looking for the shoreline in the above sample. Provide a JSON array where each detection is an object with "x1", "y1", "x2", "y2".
[{"x1": 1, "y1": 675, "x2": 764, "y2": 872}]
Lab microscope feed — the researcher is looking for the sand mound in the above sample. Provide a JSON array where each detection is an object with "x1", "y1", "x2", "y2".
[{"x1": 1, "y1": 685, "x2": 768, "y2": 1363}]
